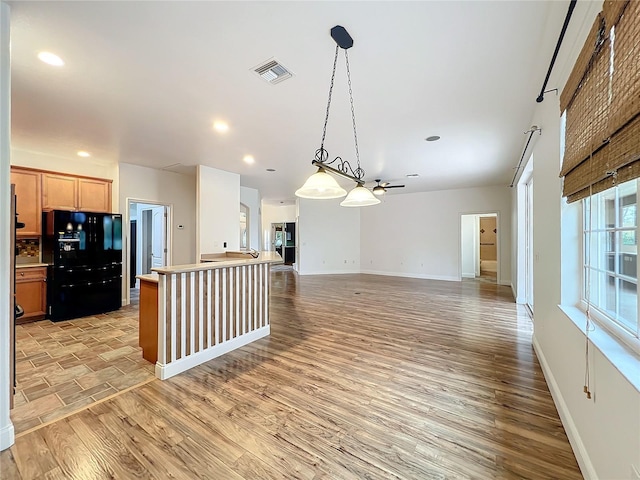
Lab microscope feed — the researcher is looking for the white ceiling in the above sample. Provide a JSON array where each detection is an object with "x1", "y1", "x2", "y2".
[{"x1": 8, "y1": 1, "x2": 568, "y2": 204}]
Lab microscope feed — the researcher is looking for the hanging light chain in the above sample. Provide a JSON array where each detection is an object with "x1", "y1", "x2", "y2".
[
  {"x1": 345, "y1": 49, "x2": 364, "y2": 180},
  {"x1": 320, "y1": 45, "x2": 340, "y2": 151}
]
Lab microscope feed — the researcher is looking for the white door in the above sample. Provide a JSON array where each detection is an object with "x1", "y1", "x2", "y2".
[
  {"x1": 151, "y1": 206, "x2": 166, "y2": 268},
  {"x1": 525, "y1": 178, "x2": 534, "y2": 312}
]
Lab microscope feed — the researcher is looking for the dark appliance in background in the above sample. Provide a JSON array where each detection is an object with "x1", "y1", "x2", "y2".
[
  {"x1": 42, "y1": 210, "x2": 123, "y2": 321},
  {"x1": 130, "y1": 219, "x2": 136, "y2": 286}
]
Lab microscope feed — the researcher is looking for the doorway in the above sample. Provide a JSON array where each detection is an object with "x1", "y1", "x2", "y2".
[
  {"x1": 126, "y1": 200, "x2": 171, "y2": 303},
  {"x1": 240, "y1": 203, "x2": 249, "y2": 249},
  {"x1": 460, "y1": 213, "x2": 499, "y2": 284},
  {"x1": 271, "y1": 222, "x2": 296, "y2": 265},
  {"x1": 479, "y1": 216, "x2": 498, "y2": 281}
]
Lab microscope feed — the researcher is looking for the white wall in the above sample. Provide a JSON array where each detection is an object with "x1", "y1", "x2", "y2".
[
  {"x1": 530, "y1": 83, "x2": 640, "y2": 480},
  {"x1": 196, "y1": 165, "x2": 240, "y2": 258},
  {"x1": 521, "y1": 1, "x2": 640, "y2": 478},
  {"x1": 297, "y1": 198, "x2": 360, "y2": 275},
  {"x1": 0, "y1": 1, "x2": 14, "y2": 452},
  {"x1": 11, "y1": 149, "x2": 119, "y2": 212},
  {"x1": 360, "y1": 187, "x2": 512, "y2": 284},
  {"x1": 240, "y1": 186, "x2": 261, "y2": 250},
  {"x1": 261, "y1": 203, "x2": 296, "y2": 250},
  {"x1": 461, "y1": 215, "x2": 477, "y2": 278},
  {"x1": 119, "y1": 163, "x2": 196, "y2": 266}
]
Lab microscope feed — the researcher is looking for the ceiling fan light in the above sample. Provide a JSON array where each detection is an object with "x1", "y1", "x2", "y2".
[
  {"x1": 340, "y1": 184, "x2": 381, "y2": 207},
  {"x1": 372, "y1": 185, "x2": 386, "y2": 196},
  {"x1": 295, "y1": 168, "x2": 347, "y2": 199}
]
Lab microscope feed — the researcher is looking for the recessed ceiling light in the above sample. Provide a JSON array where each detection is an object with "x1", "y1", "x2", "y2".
[
  {"x1": 77, "y1": 151, "x2": 91, "y2": 158},
  {"x1": 425, "y1": 136, "x2": 441, "y2": 142},
  {"x1": 243, "y1": 155, "x2": 255, "y2": 165},
  {"x1": 406, "y1": 173, "x2": 419, "y2": 178},
  {"x1": 213, "y1": 121, "x2": 229, "y2": 133},
  {"x1": 37, "y1": 51, "x2": 64, "y2": 66},
  {"x1": 266, "y1": 168, "x2": 276, "y2": 172}
]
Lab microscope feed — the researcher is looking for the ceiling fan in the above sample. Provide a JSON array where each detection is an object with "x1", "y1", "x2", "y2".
[{"x1": 372, "y1": 179, "x2": 405, "y2": 196}]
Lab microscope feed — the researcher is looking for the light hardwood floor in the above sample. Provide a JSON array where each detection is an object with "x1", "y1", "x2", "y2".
[{"x1": 1, "y1": 272, "x2": 582, "y2": 479}]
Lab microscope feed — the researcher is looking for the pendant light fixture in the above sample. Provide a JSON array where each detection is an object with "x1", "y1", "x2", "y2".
[{"x1": 295, "y1": 25, "x2": 380, "y2": 207}]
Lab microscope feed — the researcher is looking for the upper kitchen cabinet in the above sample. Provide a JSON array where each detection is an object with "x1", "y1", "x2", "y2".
[
  {"x1": 42, "y1": 173, "x2": 112, "y2": 213},
  {"x1": 42, "y1": 173, "x2": 78, "y2": 210},
  {"x1": 78, "y1": 177, "x2": 112, "y2": 213},
  {"x1": 10, "y1": 167, "x2": 42, "y2": 237}
]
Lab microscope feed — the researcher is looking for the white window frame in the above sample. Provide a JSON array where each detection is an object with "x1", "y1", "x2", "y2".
[{"x1": 581, "y1": 182, "x2": 640, "y2": 355}]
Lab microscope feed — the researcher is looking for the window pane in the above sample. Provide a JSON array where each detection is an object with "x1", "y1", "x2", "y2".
[
  {"x1": 619, "y1": 240, "x2": 637, "y2": 279},
  {"x1": 602, "y1": 273, "x2": 617, "y2": 316},
  {"x1": 619, "y1": 278, "x2": 638, "y2": 331},
  {"x1": 588, "y1": 232, "x2": 612, "y2": 272},
  {"x1": 618, "y1": 180, "x2": 637, "y2": 228},
  {"x1": 586, "y1": 267, "x2": 600, "y2": 305},
  {"x1": 602, "y1": 191, "x2": 616, "y2": 229},
  {"x1": 582, "y1": 181, "x2": 640, "y2": 339}
]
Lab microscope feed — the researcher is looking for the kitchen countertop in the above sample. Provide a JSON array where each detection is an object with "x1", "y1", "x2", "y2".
[
  {"x1": 137, "y1": 273, "x2": 159, "y2": 283},
  {"x1": 153, "y1": 251, "x2": 283, "y2": 275},
  {"x1": 16, "y1": 263, "x2": 48, "y2": 269}
]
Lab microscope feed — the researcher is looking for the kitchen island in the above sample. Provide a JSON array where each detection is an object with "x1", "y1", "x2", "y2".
[{"x1": 137, "y1": 251, "x2": 282, "y2": 379}]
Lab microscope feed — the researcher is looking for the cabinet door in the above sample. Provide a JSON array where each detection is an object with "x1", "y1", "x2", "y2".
[
  {"x1": 15, "y1": 268, "x2": 47, "y2": 321},
  {"x1": 42, "y1": 173, "x2": 77, "y2": 211},
  {"x1": 10, "y1": 168, "x2": 42, "y2": 236},
  {"x1": 78, "y1": 178, "x2": 112, "y2": 213}
]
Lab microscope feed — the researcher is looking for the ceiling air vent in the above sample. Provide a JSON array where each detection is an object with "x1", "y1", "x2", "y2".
[{"x1": 253, "y1": 59, "x2": 293, "y2": 85}]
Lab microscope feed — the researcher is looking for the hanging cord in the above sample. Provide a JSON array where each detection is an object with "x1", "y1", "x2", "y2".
[
  {"x1": 319, "y1": 45, "x2": 340, "y2": 152},
  {"x1": 345, "y1": 50, "x2": 364, "y2": 181},
  {"x1": 581, "y1": 12, "x2": 615, "y2": 400},
  {"x1": 584, "y1": 182, "x2": 595, "y2": 399}
]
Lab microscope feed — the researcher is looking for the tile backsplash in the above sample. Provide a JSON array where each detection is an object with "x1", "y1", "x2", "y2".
[{"x1": 16, "y1": 239, "x2": 40, "y2": 259}]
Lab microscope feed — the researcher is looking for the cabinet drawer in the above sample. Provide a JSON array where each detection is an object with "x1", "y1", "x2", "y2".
[
  {"x1": 15, "y1": 267, "x2": 47, "y2": 322},
  {"x1": 16, "y1": 267, "x2": 47, "y2": 282}
]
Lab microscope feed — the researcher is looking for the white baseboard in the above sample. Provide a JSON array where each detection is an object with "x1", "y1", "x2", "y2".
[
  {"x1": 462, "y1": 273, "x2": 476, "y2": 278},
  {"x1": 532, "y1": 336, "x2": 596, "y2": 480},
  {"x1": 511, "y1": 283, "x2": 526, "y2": 304},
  {"x1": 297, "y1": 269, "x2": 361, "y2": 276},
  {"x1": 0, "y1": 422, "x2": 15, "y2": 451},
  {"x1": 360, "y1": 270, "x2": 459, "y2": 282},
  {"x1": 155, "y1": 325, "x2": 270, "y2": 380}
]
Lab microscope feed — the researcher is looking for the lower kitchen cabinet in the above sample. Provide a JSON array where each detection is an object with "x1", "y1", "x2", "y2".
[{"x1": 15, "y1": 266, "x2": 47, "y2": 323}]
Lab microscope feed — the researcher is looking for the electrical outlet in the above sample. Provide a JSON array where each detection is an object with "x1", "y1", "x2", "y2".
[{"x1": 223, "y1": 242, "x2": 227, "y2": 248}]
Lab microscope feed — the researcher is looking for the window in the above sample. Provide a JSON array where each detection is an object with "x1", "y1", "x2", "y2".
[{"x1": 583, "y1": 179, "x2": 639, "y2": 340}]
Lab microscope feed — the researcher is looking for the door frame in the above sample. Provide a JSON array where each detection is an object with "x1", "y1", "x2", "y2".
[
  {"x1": 459, "y1": 211, "x2": 501, "y2": 285},
  {"x1": 124, "y1": 197, "x2": 173, "y2": 305},
  {"x1": 140, "y1": 205, "x2": 167, "y2": 271}
]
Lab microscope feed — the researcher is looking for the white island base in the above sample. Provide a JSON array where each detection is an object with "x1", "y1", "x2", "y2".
[{"x1": 138, "y1": 251, "x2": 283, "y2": 380}]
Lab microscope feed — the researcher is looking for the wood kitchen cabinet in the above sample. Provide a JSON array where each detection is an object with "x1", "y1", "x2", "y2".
[
  {"x1": 42, "y1": 173, "x2": 78, "y2": 210},
  {"x1": 10, "y1": 168, "x2": 42, "y2": 237},
  {"x1": 42, "y1": 172, "x2": 112, "y2": 212},
  {"x1": 78, "y1": 177, "x2": 112, "y2": 212},
  {"x1": 15, "y1": 266, "x2": 47, "y2": 323}
]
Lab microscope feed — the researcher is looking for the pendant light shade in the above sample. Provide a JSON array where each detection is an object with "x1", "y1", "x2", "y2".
[
  {"x1": 295, "y1": 168, "x2": 347, "y2": 199},
  {"x1": 295, "y1": 26, "x2": 379, "y2": 207},
  {"x1": 340, "y1": 184, "x2": 381, "y2": 207}
]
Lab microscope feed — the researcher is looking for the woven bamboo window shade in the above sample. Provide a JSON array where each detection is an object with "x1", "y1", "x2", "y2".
[{"x1": 560, "y1": 0, "x2": 640, "y2": 203}]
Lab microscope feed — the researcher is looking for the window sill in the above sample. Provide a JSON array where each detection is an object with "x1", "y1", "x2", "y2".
[{"x1": 558, "y1": 305, "x2": 640, "y2": 393}]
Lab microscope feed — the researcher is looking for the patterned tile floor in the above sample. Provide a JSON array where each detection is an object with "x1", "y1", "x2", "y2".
[{"x1": 11, "y1": 289, "x2": 155, "y2": 434}]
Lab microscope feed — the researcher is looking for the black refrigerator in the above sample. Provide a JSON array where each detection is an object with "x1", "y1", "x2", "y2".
[{"x1": 42, "y1": 210, "x2": 123, "y2": 321}]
